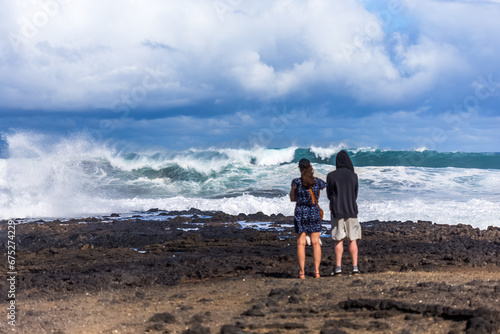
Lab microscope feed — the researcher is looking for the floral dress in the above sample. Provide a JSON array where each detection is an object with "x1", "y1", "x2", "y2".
[{"x1": 291, "y1": 177, "x2": 327, "y2": 234}]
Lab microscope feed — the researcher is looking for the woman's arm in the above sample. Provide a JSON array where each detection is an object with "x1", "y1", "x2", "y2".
[
  {"x1": 316, "y1": 178, "x2": 328, "y2": 199},
  {"x1": 290, "y1": 185, "x2": 297, "y2": 202}
]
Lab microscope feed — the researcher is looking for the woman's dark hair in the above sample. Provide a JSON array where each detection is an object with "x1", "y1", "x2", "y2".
[{"x1": 299, "y1": 159, "x2": 315, "y2": 188}]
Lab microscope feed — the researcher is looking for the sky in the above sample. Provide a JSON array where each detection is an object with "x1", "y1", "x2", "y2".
[{"x1": 1, "y1": 0, "x2": 500, "y2": 152}]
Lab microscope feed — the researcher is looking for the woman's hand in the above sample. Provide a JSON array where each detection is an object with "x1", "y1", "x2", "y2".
[{"x1": 290, "y1": 185, "x2": 297, "y2": 202}]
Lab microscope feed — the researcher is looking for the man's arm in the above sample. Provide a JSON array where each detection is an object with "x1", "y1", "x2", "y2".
[
  {"x1": 355, "y1": 175, "x2": 358, "y2": 200},
  {"x1": 326, "y1": 174, "x2": 333, "y2": 201}
]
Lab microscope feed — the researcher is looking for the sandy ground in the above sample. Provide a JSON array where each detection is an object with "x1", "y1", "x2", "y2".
[{"x1": 6, "y1": 269, "x2": 500, "y2": 334}]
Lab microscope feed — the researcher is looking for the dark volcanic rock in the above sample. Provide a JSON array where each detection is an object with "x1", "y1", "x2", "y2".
[
  {"x1": 182, "y1": 324, "x2": 211, "y2": 334},
  {"x1": 320, "y1": 330, "x2": 348, "y2": 334},
  {"x1": 145, "y1": 323, "x2": 164, "y2": 332},
  {"x1": 219, "y1": 324, "x2": 246, "y2": 334},
  {"x1": 338, "y1": 299, "x2": 500, "y2": 333},
  {"x1": 242, "y1": 304, "x2": 266, "y2": 317},
  {"x1": 3, "y1": 216, "x2": 500, "y2": 297},
  {"x1": 149, "y1": 312, "x2": 177, "y2": 324}
]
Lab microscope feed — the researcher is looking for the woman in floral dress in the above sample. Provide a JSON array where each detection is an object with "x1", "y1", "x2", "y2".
[{"x1": 290, "y1": 158, "x2": 327, "y2": 278}]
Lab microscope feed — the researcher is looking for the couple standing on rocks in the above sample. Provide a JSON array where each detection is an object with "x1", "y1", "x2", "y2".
[{"x1": 290, "y1": 150, "x2": 361, "y2": 278}]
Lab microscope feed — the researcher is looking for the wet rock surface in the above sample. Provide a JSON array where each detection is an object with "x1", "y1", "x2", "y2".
[{"x1": 1, "y1": 211, "x2": 500, "y2": 333}]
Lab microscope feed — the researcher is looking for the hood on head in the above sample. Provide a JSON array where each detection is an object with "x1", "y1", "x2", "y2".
[{"x1": 336, "y1": 150, "x2": 354, "y2": 172}]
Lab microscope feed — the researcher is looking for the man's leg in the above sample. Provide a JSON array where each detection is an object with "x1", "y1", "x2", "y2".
[
  {"x1": 335, "y1": 240, "x2": 344, "y2": 267},
  {"x1": 345, "y1": 218, "x2": 361, "y2": 273},
  {"x1": 332, "y1": 216, "x2": 346, "y2": 275},
  {"x1": 349, "y1": 239, "x2": 358, "y2": 267}
]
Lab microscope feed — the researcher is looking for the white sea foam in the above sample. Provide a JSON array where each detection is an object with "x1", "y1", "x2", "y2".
[
  {"x1": 350, "y1": 147, "x2": 381, "y2": 153},
  {"x1": 357, "y1": 166, "x2": 500, "y2": 201},
  {"x1": 310, "y1": 145, "x2": 383, "y2": 160},
  {"x1": 9, "y1": 194, "x2": 499, "y2": 231},
  {"x1": 415, "y1": 146, "x2": 429, "y2": 152},
  {"x1": 310, "y1": 144, "x2": 346, "y2": 160},
  {"x1": 218, "y1": 146, "x2": 297, "y2": 166},
  {"x1": 359, "y1": 198, "x2": 500, "y2": 230}
]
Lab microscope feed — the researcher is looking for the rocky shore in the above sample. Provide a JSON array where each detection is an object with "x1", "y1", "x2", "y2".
[{"x1": 1, "y1": 210, "x2": 500, "y2": 333}]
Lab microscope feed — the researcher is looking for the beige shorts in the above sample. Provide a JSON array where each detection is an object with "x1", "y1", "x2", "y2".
[{"x1": 331, "y1": 215, "x2": 362, "y2": 241}]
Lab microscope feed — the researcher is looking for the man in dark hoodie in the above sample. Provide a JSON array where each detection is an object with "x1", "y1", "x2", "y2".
[{"x1": 326, "y1": 150, "x2": 361, "y2": 276}]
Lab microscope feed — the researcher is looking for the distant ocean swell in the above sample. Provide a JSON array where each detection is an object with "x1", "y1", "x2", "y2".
[{"x1": 1, "y1": 131, "x2": 499, "y2": 228}]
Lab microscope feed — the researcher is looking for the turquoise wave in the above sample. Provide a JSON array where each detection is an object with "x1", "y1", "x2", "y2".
[{"x1": 294, "y1": 148, "x2": 500, "y2": 169}]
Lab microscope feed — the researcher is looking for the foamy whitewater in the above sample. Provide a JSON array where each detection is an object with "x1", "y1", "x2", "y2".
[{"x1": 1, "y1": 131, "x2": 499, "y2": 229}]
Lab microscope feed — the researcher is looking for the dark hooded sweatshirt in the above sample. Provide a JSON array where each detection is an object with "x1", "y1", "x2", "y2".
[{"x1": 326, "y1": 150, "x2": 358, "y2": 219}]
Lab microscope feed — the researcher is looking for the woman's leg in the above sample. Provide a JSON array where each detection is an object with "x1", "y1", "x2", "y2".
[
  {"x1": 310, "y1": 232, "x2": 322, "y2": 276},
  {"x1": 297, "y1": 233, "x2": 307, "y2": 277}
]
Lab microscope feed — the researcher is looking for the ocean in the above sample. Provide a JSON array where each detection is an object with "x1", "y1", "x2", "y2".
[{"x1": 1, "y1": 131, "x2": 499, "y2": 229}]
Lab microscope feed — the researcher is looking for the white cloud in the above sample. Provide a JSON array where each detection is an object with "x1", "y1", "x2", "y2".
[
  {"x1": 402, "y1": 0, "x2": 500, "y2": 64},
  {"x1": 0, "y1": 0, "x2": 499, "y2": 111}
]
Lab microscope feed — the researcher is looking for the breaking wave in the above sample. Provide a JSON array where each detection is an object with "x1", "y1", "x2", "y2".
[{"x1": 1, "y1": 131, "x2": 499, "y2": 228}]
